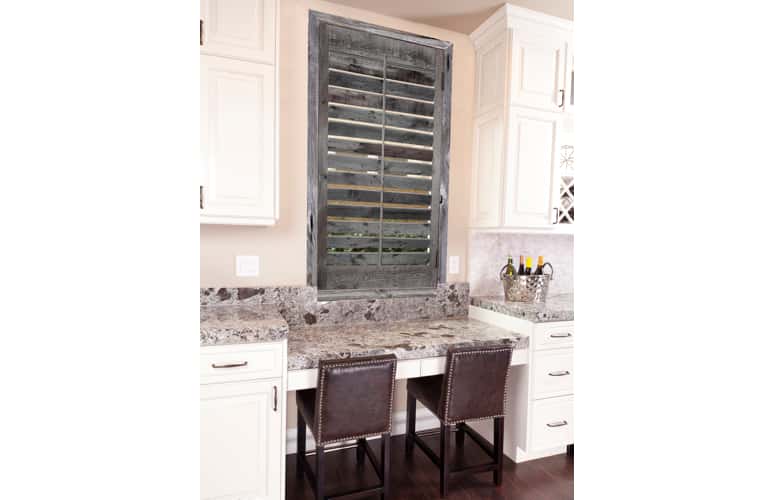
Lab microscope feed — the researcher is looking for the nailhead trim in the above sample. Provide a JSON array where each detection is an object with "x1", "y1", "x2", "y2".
[
  {"x1": 442, "y1": 347, "x2": 513, "y2": 425},
  {"x1": 316, "y1": 357, "x2": 397, "y2": 445}
]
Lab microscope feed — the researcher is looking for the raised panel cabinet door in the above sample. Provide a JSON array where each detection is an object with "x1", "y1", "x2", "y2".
[
  {"x1": 200, "y1": 379, "x2": 282, "y2": 500},
  {"x1": 509, "y1": 26, "x2": 567, "y2": 112},
  {"x1": 201, "y1": 55, "x2": 276, "y2": 224},
  {"x1": 503, "y1": 107, "x2": 560, "y2": 227},
  {"x1": 201, "y1": 0, "x2": 276, "y2": 64},
  {"x1": 470, "y1": 109, "x2": 505, "y2": 227},
  {"x1": 474, "y1": 36, "x2": 508, "y2": 116}
]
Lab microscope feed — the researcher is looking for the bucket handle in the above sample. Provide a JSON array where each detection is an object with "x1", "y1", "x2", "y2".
[{"x1": 543, "y1": 262, "x2": 554, "y2": 281}]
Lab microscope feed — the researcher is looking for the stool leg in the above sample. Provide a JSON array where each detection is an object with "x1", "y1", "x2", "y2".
[
  {"x1": 439, "y1": 423, "x2": 450, "y2": 498},
  {"x1": 455, "y1": 423, "x2": 465, "y2": 447},
  {"x1": 315, "y1": 444, "x2": 324, "y2": 500},
  {"x1": 405, "y1": 393, "x2": 416, "y2": 457},
  {"x1": 493, "y1": 417, "x2": 504, "y2": 486},
  {"x1": 296, "y1": 412, "x2": 306, "y2": 478},
  {"x1": 567, "y1": 444, "x2": 574, "y2": 457},
  {"x1": 381, "y1": 432, "x2": 391, "y2": 500},
  {"x1": 356, "y1": 438, "x2": 366, "y2": 465}
]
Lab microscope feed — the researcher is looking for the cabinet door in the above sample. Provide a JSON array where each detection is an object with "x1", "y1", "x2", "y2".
[
  {"x1": 509, "y1": 26, "x2": 568, "y2": 112},
  {"x1": 503, "y1": 107, "x2": 560, "y2": 227},
  {"x1": 201, "y1": 55, "x2": 276, "y2": 225},
  {"x1": 201, "y1": 379, "x2": 282, "y2": 500},
  {"x1": 201, "y1": 0, "x2": 276, "y2": 64},
  {"x1": 470, "y1": 109, "x2": 506, "y2": 227}
]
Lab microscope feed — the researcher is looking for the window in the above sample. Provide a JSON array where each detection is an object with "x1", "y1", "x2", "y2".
[{"x1": 307, "y1": 11, "x2": 452, "y2": 296}]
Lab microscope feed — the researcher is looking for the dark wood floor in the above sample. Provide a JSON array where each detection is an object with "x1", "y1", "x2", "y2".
[{"x1": 286, "y1": 433, "x2": 573, "y2": 500}]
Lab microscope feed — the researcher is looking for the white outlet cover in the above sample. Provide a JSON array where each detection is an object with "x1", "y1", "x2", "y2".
[
  {"x1": 236, "y1": 256, "x2": 260, "y2": 277},
  {"x1": 448, "y1": 256, "x2": 460, "y2": 274}
]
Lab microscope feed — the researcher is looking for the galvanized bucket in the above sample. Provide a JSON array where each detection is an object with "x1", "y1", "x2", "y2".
[{"x1": 499, "y1": 263, "x2": 554, "y2": 303}]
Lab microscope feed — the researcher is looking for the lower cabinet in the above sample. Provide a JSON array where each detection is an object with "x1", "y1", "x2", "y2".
[{"x1": 201, "y1": 342, "x2": 286, "y2": 500}]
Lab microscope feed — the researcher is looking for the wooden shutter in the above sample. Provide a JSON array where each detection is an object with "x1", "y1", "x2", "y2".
[{"x1": 309, "y1": 12, "x2": 452, "y2": 292}]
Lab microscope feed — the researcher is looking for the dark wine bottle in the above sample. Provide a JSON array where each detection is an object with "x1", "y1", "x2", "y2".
[
  {"x1": 534, "y1": 256, "x2": 545, "y2": 275},
  {"x1": 525, "y1": 256, "x2": 533, "y2": 275},
  {"x1": 518, "y1": 255, "x2": 525, "y2": 275},
  {"x1": 502, "y1": 255, "x2": 516, "y2": 277}
]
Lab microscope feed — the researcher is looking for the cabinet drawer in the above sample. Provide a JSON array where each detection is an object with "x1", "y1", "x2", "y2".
[
  {"x1": 532, "y1": 349, "x2": 573, "y2": 399},
  {"x1": 200, "y1": 342, "x2": 283, "y2": 383},
  {"x1": 531, "y1": 396, "x2": 573, "y2": 450},
  {"x1": 534, "y1": 323, "x2": 574, "y2": 350}
]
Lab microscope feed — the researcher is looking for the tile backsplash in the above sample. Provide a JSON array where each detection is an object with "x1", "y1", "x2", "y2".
[{"x1": 468, "y1": 232, "x2": 574, "y2": 297}]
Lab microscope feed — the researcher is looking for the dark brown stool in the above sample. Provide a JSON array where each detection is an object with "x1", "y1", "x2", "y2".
[
  {"x1": 405, "y1": 344, "x2": 513, "y2": 497},
  {"x1": 296, "y1": 355, "x2": 397, "y2": 500}
]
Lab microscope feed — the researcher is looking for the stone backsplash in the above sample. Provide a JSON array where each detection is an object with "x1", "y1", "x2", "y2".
[{"x1": 200, "y1": 283, "x2": 469, "y2": 328}]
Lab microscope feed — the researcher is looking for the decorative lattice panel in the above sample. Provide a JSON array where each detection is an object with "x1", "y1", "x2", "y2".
[{"x1": 557, "y1": 145, "x2": 574, "y2": 224}]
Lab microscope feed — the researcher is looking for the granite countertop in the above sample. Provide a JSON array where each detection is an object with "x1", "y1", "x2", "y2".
[
  {"x1": 470, "y1": 294, "x2": 574, "y2": 323},
  {"x1": 200, "y1": 304, "x2": 289, "y2": 346},
  {"x1": 288, "y1": 318, "x2": 528, "y2": 370}
]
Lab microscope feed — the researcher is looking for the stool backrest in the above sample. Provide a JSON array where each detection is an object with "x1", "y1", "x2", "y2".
[
  {"x1": 439, "y1": 344, "x2": 513, "y2": 424},
  {"x1": 315, "y1": 355, "x2": 397, "y2": 445}
]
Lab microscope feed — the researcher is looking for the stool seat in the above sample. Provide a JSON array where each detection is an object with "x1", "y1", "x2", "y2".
[{"x1": 406, "y1": 375, "x2": 442, "y2": 417}]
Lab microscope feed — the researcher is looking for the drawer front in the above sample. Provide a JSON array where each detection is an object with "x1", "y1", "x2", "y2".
[
  {"x1": 200, "y1": 342, "x2": 283, "y2": 383},
  {"x1": 532, "y1": 349, "x2": 573, "y2": 399},
  {"x1": 534, "y1": 323, "x2": 574, "y2": 350},
  {"x1": 531, "y1": 395, "x2": 573, "y2": 450}
]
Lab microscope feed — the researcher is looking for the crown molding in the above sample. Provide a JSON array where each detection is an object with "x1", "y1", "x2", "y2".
[{"x1": 471, "y1": 4, "x2": 573, "y2": 46}]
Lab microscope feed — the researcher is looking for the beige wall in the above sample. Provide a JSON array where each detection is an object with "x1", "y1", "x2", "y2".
[{"x1": 200, "y1": 0, "x2": 475, "y2": 287}]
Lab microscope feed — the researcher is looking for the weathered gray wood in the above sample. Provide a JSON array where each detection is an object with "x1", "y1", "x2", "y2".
[
  {"x1": 328, "y1": 121, "x2": 383, "y2": 142},
  {"x1": 381, "y1": 222, "x2": 431, "y2": 238},
  {"x1": 327, "y1": 236, "x2": 380, "y2": 249},
  {"x1": 383, "y1": 159, "x2": 433, "y2": 176},
  {"x1": 327, "y1": 152, "x2": 381, "y2": 172},
  {"x1": 386, "y1": 65, "x2": 435, "y2": 86},
  {"x1": 386, "y1": 80, "x2": 435, "y2": 101},
  {"x1": 327, "y1": 205, "x2": 380, "y2": 219},
  {"x1": 323, "y1": 266, "x2": 433, "y2": 289},
  {"x1": 327, "y1": 220, "x2": 380, "y2": 236},
  {"x1": 432, "y1": 47, "x2": 452, "y2": 285},
  {"x1": 326, "y1": 252, "x2": 430, "y2": 266},
  {"x1": 382, "y1": 207, "x2": 431, "y2": 222},
  {"x1": 326, "y1": 170, "x2": 381, "y2": 187},
  {"x1": 384, "y1": 144, "x2": 432, "y2": 162},
  {"x1": 385, "y1": 128, "x2": 434, "y2": 147},
  {"x1": 329, "y1": 104, "x2": 382, "y2": 126},
  {"x1": 381, "y1": 238, "x2": 430, "y2": 250},
  {"x1": 327, "y1": 188, "x2": 381, "y2": 203},
  {"x1": 382, "y1": 191, "x2": 431, "y2": 206},
  {"x1": 382, "y1": 253, "x2": 431, "y2": 265},
  {"x1": 385, "y1": 112, "x2": 433, "y2": 132},
  {"x1": 329, "y1": 70, "x2": 383, "y2": 94},
  {"x1": 307, "y1": 14, "x2": 321, "y2": 286},
  {"x1": 329, "y1": 87, "x2": 382, "y2": 109},
  {"x1": 386, "y1": 97, "x2": 434, "y2": 117},
  {"x1": 328, "y1": 139, "x2": 433, "y2": 162},
  {"x1": 328, "y1": 25, "x2": 436, "y2": 70},
  {"x1": 383, "y1": 174, "x2": 432, "y2": 191},
  {"x1": 329, "y1": 51, "x2": 383, "y2": 78}
]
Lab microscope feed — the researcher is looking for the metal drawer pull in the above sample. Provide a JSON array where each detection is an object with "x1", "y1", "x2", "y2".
[
  {"x1": 550, "y1": 332, "x2": 572, "y2": 338},
  {"x1": 272, "y1": 386, "x2": 278, "y2": 412},
  {"x1": 547, "y1": 420, "x2": 568, "y2": 428},
  {"x1": 548, "y1": 370, "x2": 571, "y2": 377},
  {"x1": 211, "y1": 361, "x2": 248, "y2": 369}
]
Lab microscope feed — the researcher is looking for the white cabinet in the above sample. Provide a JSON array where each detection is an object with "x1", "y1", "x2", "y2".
[
  {"x1": 201, "y1": 0, "x2": 276, "y2": 64},
  {"x1": 469, "y1": 5, "x2": 572, "y2": 230},
  {"x1": 200, "y1": 0, "x2": 279, "y2": 226},
  {"x1": 200, "y1": 341, "x2": 286, "y2": 500}
]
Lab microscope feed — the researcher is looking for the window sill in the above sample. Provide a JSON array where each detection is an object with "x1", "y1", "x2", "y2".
[{"x1": 317, "y1": 287, "x2": 437, "y2": 302}]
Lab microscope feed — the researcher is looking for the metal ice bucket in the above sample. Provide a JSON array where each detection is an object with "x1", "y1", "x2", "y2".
[{"x1": 499, "y1": 263, "x2": 554, "y2": 303}]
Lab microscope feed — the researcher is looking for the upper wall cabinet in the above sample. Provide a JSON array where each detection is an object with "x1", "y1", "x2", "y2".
[
  {"x1": 200, "y1": 0, "x2": 279, "y2": 226},
  {"x1": 200, "y1": 0, "x2": 276, "y2": 64},
  {"x1": 470, "y1": 5, "x2": 572, "y2": 230}
]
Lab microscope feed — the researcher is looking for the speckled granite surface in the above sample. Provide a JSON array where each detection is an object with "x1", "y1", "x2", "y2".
[
  {"x1": 470, "y1": 294, "x2": 574, "y2": 323},
  {"x1": 287, "y1": 318, "x2": 528, "y2": 370},
  {"x1": 200, "y1": 304, "x2": 289, "y2": 346},
  {"x1": 200, "y1": 283, "x2": 469, "y2": 328}
]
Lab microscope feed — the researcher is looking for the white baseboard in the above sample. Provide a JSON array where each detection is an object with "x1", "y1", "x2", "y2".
[{"x1": 285, "y1": 407, "x2": 439, "y2": 455}]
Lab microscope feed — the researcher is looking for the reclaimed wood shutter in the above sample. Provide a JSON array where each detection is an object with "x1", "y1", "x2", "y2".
[{"x1": 308, "y1": 12, "x2": 452, "y2": 293}]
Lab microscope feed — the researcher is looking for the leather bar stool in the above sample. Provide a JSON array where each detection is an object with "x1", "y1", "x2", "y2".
[
  {"x1": 405, "y1": 344, "x2": 513, "y2": 497},
  {"x1": 296, "y1": 355, "x2": 397, "y2": 500}
]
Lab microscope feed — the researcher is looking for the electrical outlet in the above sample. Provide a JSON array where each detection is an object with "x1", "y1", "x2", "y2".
[
  {"x1": 236, "y1": 256, "x2": 260, "y2": 277},
  {"x1": 448, "y1": 256, "x2": 460, "y2": 274}
]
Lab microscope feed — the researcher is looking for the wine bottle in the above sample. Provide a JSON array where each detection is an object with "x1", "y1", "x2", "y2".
[
  {"x1": 502, "y1": 255, "x2": 516, "y2": 277},
  {"x1": 534, "y1": 256, "x2": 545, "y2": 275},
  {"x1": 525, "y1": 256, "x2": 533, "y2": 275},
  {"x1": 518, "y1": 255, "x2": 525, "y2": 275}
]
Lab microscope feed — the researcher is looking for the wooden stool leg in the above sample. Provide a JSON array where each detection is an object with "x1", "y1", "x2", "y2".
[
  {"x1": 356, "y1": 438, "x2": 366, "y2": 465},
  {"x1": 381, "y1": 432, "x2": 391, "y2": 500},
  {"x1": 439, "y1": 423, "x2": 451, "y2": 498},
  {"x1": 315, "y1": 444, "x2": 324, "y2": 500},
  {"x1": 567, "y1": 444, "x2": 574, "y2": 457},
  {"x1": 493, "y1": 417, "x2": 504, "y2": 486},
  {"x1": 296, "y1": 412, "x2": 306, "y2": 478},
  {"x1": 405, "y1": 393, "x2": 416, "y2": 456},
  {"x1": 455, "y1": 423, "x2": 465, "y2": 447}
]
